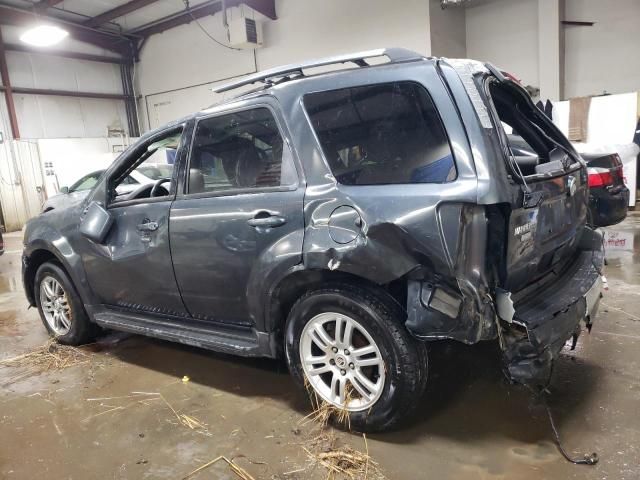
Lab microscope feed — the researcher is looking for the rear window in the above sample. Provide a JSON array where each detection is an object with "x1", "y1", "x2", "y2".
[
  {"x1": 488, "y1": 80, "x2": 578, "y2": 178},
  {"x1": 304, "y1": 82, "x2": 455, "y2": 185}
]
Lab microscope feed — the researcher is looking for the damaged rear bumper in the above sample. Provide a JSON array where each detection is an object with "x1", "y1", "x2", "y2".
[{"x1": 502, "y1": 239, "x2": 604, "y2": 388}]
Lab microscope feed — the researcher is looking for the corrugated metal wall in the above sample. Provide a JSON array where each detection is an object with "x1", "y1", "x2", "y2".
[{"x1": 0, "y1": 26, "x2": 132, "y2": 232}]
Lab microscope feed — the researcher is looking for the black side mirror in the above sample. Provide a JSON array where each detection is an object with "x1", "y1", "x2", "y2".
[{"x1": 80, "y1": 201, "x2": 113, "y2": 243}]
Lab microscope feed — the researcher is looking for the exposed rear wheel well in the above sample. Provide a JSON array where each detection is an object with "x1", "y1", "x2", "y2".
[
  {"x1": 24, "y1": 250, "x2": 61, "y2": 306},
  {"x1": 268, "y1": 269, "x2": 407, "y2": 353}
]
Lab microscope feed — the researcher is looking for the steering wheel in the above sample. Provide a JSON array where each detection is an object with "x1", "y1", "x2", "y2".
[{"x1": 150, "y1": 178, "x2": 171, "y2": 197}]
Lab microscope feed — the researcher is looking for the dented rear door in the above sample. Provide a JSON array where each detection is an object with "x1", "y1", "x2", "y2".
[{"x1": 505, "y1": 166, "x2": 588, "y2": 291}]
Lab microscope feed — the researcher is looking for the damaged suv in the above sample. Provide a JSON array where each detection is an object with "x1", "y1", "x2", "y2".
[{"x1": 22, "y1": 49, "x2": 603, "y2": 432}]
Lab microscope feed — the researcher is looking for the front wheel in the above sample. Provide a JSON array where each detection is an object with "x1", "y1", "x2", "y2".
[
  {"x1": 285, "y1": 284, "x2": 428, "y2": 432},
  {"x1": 35, "y1": 261, "x2": 98, "y2": 345}
]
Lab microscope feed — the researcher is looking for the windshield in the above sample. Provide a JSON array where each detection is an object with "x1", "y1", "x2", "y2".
[
  {"x1": 137, "y1": 164, "x2": 174, "y2": 180},
  {"x1": 69, "y1": 171, "x2": 103, "y2": 192}
]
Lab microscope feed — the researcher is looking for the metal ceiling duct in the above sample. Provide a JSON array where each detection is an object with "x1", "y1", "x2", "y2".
[{"x1": 440, "y1": 0, "x2": 475, "y2": 8}]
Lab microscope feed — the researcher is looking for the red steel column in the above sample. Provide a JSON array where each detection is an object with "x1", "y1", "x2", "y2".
[{"x1": 0, "y1": 25, "x2": 20, "y2": 139}]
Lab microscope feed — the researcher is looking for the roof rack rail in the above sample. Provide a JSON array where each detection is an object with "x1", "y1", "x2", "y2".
[{"x1": 211, "y1": 48, "x2": 424, "y2": 93}]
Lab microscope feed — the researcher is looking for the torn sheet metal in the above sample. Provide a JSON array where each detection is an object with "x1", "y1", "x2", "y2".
[
  {"x1": 443, "y1": 58, "x2": 493, "y2": 129},
  {"x1": 501, "y1": 232, "x2": 604, "y2": 388}
]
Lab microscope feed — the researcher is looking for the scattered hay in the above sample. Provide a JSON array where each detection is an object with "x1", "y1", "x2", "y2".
[
  {"x1": 158, "y1": 392, "x2": 211, "y2": 435},
  {"x1": 0, "y1": 339, "x2": 91, "y2": 384},
  {"x1": 301, "y1": 430, "x2": 384, "y2": 480},
  {"x1": 181, "y1": 455, "x2": 256, "y2": 480},
  {"x1": 300, "y1": 377, "x2": 354, "y2": 431},
  {"x1": 297, "y1": 383, "x2": 386, "y2": 479},
  {"x1": 84, "y1": 391, "x2": 211, "y2": 436}
]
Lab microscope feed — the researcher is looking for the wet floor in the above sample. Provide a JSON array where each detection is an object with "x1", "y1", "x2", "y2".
[{"x1": 1, "y1": 214, "x2": 640, "y2": 479}]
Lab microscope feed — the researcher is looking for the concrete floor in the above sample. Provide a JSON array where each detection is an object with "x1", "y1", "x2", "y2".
[{"x1": 1, "y1": 214, "x2": 639, "y2": 479}]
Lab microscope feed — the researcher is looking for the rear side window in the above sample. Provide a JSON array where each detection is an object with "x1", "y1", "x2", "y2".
[{"x1": 304, "y1": 82, "x2": 455, "y2": 185}]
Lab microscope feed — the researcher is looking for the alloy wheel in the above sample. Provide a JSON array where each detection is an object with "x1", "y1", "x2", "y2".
[
  {"x1": 39, "y1": 275, "x2": 72, "y2": 335},
  {"x1": 299, "y1": 312, "x2": 386, "y2": 411}
]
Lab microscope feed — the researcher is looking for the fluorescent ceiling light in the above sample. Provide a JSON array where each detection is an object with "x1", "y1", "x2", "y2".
[{"x1": 20, "y1": 25, "x2": 69, "y2": 47}]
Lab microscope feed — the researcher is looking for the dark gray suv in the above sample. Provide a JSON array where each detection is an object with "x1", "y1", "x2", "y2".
[{"x1": 22, "y1": 49, "x2": 604, "y2": 432}]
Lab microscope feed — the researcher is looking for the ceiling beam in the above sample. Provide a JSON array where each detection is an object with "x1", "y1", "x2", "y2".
[
  {"x1": 0, "y1": 26, "x2": 20, "y2": 139},
  {"x1": 4, "y1": 43, "x2": 131, "y2": 65},
  {"x1": 242, "y1": 0, "x2": 276, "y2": 20},
  {"x1": 0, "y1": 6, "x2": 133, "y2": 56},
  {"x1": 132, "y1": 1, "x2": 222, "y2": 37},
  {"x1": 561, "y1": 20, "x2": 595, "y2": 27},
  {"x1": 34, "y1": 0, "x2": 64, "y2": 13},
  {"x1": 84, "y1": 0, "x2": 160, "y2": 28},
  {"x1": 133, "y1": 0, "x2": 276, "y2": 38},
  {"x1": 0, "y1": 85, "x2": 133, "y2": 101}
]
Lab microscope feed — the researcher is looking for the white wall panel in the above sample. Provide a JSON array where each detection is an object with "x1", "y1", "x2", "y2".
[
  {"x1": 12, "y1": 94, "x2": 45, "y2": 139},
  {"x1": 564, "y1": 0, "x2": 640, "y2": 98},
  {"x1": 137, "y1": 0, "x2": 431, "y2": 130},
  {"x1": 73, "y1": 60, "x2": 122, "y2": 94},
  {"x1": 464, "y1": 0, "x2": 640, "y2": 100},
  {"x1": 466, "y1": 0, "x2": 539, "y2": 89},
  {"x1": 429, "y1": 0, "x2": 467, "y2": 58},
  {"x1": 136, "y1": 6, "x2": 256, "y2": 96},
  {"x1": 0, "y1": 138, "x2": 29, "y2": 232},
  {"x1": 256, "y1": 0, "x2": 430, "y2": 71},
  {"x1": 13, "y1": 94, "x2": 128, "y2": 139},
  {"x1": 6, "y1": 51, "x2": 123, "y2": 94},
  {"x1": 78, "y1": 98, "x2": 130, "y2": 137},
  {"x1": 2, "y1": 25, "x2": 127, "y2": 139}
]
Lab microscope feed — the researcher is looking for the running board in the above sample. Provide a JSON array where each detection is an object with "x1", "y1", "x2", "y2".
[{"x1": 91, "y1": 308, "x2": 275, "y2": 358}]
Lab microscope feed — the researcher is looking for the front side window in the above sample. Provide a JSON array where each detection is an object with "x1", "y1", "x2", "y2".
[
  {"x1": 304, "y1": 82, "x2": 455, "y2": 185},
  {"x1": 109, "y1": 128, "x2": 182, "y2": 203},
  {"x1": 187, "y1": 107, "x2": 297, "y2": 194}
]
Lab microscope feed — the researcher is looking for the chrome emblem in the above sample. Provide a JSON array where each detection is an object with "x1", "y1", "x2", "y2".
[
  {"x1": 567, "y1": 176, "x2": 577, "y2": 196},
  {"x1": 514, "y1": 221, "x2": 536, "y2": 236}
]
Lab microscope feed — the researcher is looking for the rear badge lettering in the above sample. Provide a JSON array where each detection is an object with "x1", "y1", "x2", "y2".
[{"x1": 515, "y1": 221, "x2": 536, "y2": 236}]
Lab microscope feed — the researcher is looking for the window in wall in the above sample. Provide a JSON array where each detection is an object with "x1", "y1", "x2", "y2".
[
  {"x1": 187, "y1": 108, "x2": 297, "y2": 194},
  {"x1": 304, "y1": 82, "x2": 456, "y2": 185}
]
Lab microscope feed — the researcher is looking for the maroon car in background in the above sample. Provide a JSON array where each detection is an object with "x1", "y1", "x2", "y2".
[
  {"x1": 508, "y1": 135, "x2": 629, "y2": 227},
  {"x1": 583, "y1": 152, "x2": 630, "y2": 227}
]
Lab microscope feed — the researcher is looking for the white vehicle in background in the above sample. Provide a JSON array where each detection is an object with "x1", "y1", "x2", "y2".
[{"x1": 42, "y1": 163, "x2": 174, "y2": 212}]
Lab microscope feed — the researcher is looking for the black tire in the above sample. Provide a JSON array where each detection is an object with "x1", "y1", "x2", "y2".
[
  {"x1": 34, "y1": 261, "x2": 98, "y2": 345},
  {"x1": 285, "y1": 283, "x2": 428, "y2": 432}
]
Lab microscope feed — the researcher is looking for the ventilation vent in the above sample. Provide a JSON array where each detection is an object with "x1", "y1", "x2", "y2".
[{"x1": 229, "y1": 17, "x2": 263, "y2": 48}]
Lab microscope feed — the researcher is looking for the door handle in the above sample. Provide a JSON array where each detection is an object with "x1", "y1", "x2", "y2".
[
  {"x1": 137, "y1": 221, "x2": 159, "y2": 232},
  {"x1": 247, "y1": 214, "x2": 286, "y2": 228}
]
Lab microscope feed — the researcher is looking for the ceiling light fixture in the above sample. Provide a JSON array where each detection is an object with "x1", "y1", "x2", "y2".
[{"x1": 20, "y1": 25, "x2": 69, "y2": 47}]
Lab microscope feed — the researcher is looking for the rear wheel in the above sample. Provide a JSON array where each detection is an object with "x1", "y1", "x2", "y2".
[
  {"x1": 35, "y1": 261, "x2": 98, "y2": 345},
  {"x1": 285, "y1": 284, "x2": 428, "y2": 432}
]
